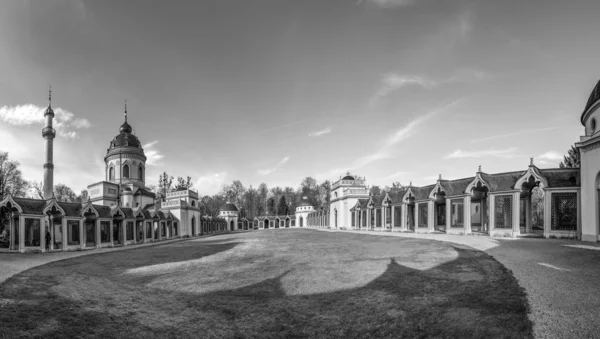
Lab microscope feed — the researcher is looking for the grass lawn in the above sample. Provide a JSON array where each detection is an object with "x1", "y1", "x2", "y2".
[{"x1": 0, "y1": 229, "x2": 532, "y2": 338}]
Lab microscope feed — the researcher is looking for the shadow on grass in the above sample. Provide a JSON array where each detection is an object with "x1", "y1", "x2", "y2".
[{"x1": 0, "y1": 236, "x2": 533, "y2": 339}]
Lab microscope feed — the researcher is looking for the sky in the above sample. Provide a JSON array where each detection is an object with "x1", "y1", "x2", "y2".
[{"x1": 0, "y1": 0, "x2": 599, "y2": 195}]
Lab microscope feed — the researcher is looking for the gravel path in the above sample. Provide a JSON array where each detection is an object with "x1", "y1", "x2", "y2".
[
  {"x1": 2, "y1": 229, "x2": 598, "y2": 338},
  {"x1": 322, "y1": 229, "x2": 600, "y2": 339}
]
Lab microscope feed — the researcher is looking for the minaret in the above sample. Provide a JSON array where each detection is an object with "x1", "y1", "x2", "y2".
[{"x1": 42, "y1": 86, "x2": 56, "y2": 200}]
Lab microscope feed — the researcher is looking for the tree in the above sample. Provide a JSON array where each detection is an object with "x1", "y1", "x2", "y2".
[
  {"x1": 257, "y1": 183, "x2": 269, "y2": 216},
  {"x1": 0, "y1": 151, "x2": 29, "y2": 198},
  {"x1": 53, "y1": 183, "x2": 78, "y2": 202},
  {"x1": 266, "y1": 197, "x2": 276, "y2": 215},
  {"x1": 277, "y1": 195, "x2": 288, "y2": 215},
  {"x1": 77, "y1": 190, "x2": 89, "y2": 202},
  {"x1": 317, "y1": 180, "x2": 331, "y2": 210},
  {"x1": 559, "y1": 145, "x2": 580, "y2": 168},
  {"x1": 221, "y1": 180, "x2": 246, "y2": 207},
  {"x1": 157, "y1": 172, "x2": 174, "y2": 201},
  {"x1": 30, "y1": 181, "x2": 45, "y2": 199},
  {"x1": 174, "y1": 176, "x2": 193, "y2": 190},
  {"x1": 370, "y1": 185, "x2": 382, "y2": 196},
  {"x1": 299, "y1": 177, "x2": 319, "y2": 207}
]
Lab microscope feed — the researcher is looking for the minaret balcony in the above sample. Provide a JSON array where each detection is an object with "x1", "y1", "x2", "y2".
[{"x1": 42, "y1": 127, "x2": 56, "y2": 138}]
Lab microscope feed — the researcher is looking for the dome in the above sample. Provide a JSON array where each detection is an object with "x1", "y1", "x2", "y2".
[
  {"x1": 297, "y1": 199, "x2": 313, "y2": 207},
  {"x1": 342, "y1": 175, "x2": 355, "y2": 180},
  {"x1": 582, "y1": 80, "x2": 600, "y2": 125},
  {"x1": 44, "y1": 106, "x2": 54, "y2": 117},
  {"x1": 220, "y1": 202, "x2": 238, "y2": 212},
  {"x1": 120, "y1": 121, "x2": 132, "y2": 134},
  {"x1": 111, "y1": 132, "x2": 141, "y2": 148}
]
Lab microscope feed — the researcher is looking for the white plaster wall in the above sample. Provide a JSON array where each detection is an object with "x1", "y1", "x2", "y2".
[{"x1": 579, "y1": 145, "x2": 600, "y2": 241}]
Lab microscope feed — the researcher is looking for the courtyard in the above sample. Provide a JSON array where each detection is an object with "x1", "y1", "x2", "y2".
[{"x1": 0, "y1": 229, "x2": 531, "y2": 338}]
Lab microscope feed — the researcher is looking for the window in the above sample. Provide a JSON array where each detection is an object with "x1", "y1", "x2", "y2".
[
  {"x1": 138, "y1": 166, "x2": 143, "y2": 180},
  {"x1": 24, "y1": 218, "x2": 41, "y2": 247},
  {"x1": 100, "y1": 221, "x2": 110, "y2": 243},
  {"x1": 68, "y1": 220, "x2": 80, "y2": 245},
  {"x1": 123, "y1": 164, "x2": 130, "y2": 178},
  {"x1": 109, "y1": 167, "x2": 115, "y2": 181},
  {"x1": 592, "y1": 118, "x2": 597, "y2": 133},
  {"x1": 191, "y1": 200, "x2": 196, "y2": 207}
]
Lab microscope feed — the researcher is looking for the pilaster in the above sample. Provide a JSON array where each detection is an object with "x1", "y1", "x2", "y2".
[
  {"x1": 464, "y1": 196, "x2": 472, "y2": 234},
  {"x1": 428, "y1": 201, "x2": 435, "y2": 233}
]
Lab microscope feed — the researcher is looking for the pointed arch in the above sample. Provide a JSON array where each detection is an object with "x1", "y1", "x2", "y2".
[
  {"x1": 43, "y1": 199, "x2": 66, "y2": 216},
  {"x1": 428, "y1": 181, "x2": 446, "y2": 200},
  {"x1": 109, "y1": 166, "x2": 115, "y2": 181},
  {"x1": 110, "y1": 206, "x2": 124, "y2": 218},
  {"x1": 465, "y1": 173, "x2": 490, "y2": 194},
  {"x1": 514, "y1": 166, "x2": 549, "y2": 190},
  {"x1": 123, "y1": 163, "x2": 130, "y2": 179},
  {"x1": 402, "y1": 187, "x2": 415, "y2": 204},
  {"x1": 0, "y1": 194, "x2": 23, "y2": 214},
  {"x1": 81, "y1": 202, "x2": 100, "y2": 218}
]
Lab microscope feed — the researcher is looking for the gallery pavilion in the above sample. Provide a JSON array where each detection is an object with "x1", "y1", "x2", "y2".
[{"x1": 1, "y1": 79, "x2": 600, "y2": 252}]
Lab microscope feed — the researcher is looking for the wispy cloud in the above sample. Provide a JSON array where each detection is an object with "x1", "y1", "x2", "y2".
[
  {"x1": 470, "y1": 127, "x2": 556, "y2": 143},
  {"x1": 321, "y1": 98, "x2": 463, "y2": 179},
  {"x1": 257, "y1": 156, "x2": 290, "y2": 176},
  {"x1": 358, "y1": 0, "x2": 415, "y2": 8},
  {"x1": 0, "y1": 104, "x2": 91, "y2": 139},
  {"x1": 444, "y1": 147, "x2": 519, "y2": 159},
  {"x1": 143, "y1": 140, "x2": 165, "y2": 166},
  {"x1": 382, "y1": 171, "x2": 412, "y2": 181},
  {"x1": 369, "y1": 69, "x2": 487, "y2": 108},
  {"x1": 537, "y1": 151, "x2": 563, "y2": 161},
  {"x1": 308, "y1": 127, "x2": 332, "y2": 137}
]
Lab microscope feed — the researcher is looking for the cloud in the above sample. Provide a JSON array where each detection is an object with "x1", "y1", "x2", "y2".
[
  {"x1": 369, "y1": 69, "x2": 487, "y2": 108},
  {"x1": 257, "y1": 156, "x2": 290, "y2": 176},
  {"x1": 470, "y1": 127, "x2": 556, "y2": 143},
  {"x1": 0, "y1": 104, "x2": 91, "y2": 139},
  {"x1": 537, "y1": 151, "x2": 563, "y2": 161},
  {"x1": 382, "y1": 171, "x2": 412, "y2": 181},
  {"x1": 444, "y1": 147, "x2": 519, "y2": 159},
  {"x1": 321, "y1": 98, "x2": 463, "y2": 178},
  {"x1": 195, "y1": 172, "x2": 227, "y2": 195},
  {"x1": 142, "y1": 140, "x2": 165, "y2": 166},
  {"x1": 358, "y1": 0, "x2": 415, "y2": 8},
  {"x1": 308, "y1": 127, "x2": 332, "y2": 137}
]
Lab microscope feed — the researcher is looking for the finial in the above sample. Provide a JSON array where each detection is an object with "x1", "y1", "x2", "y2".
[
  {"x1": 530, "y1": 157, "x2": 534, "y2": 166},
  {"x1": 409, "y1": 181, "x2": 412, "y2": 187},
  {"x1": 478, "y1": 165, "x2": 482, "y2": 172},
  {"x1": 124, "y1": 99, "x2": 128, "y2": 123},
  {"x1": 48, "y1": 85, "x2": 52, "y2": 106},
  {"x1": 439, "y1": 174, "x2": 442, "y2": 180}
]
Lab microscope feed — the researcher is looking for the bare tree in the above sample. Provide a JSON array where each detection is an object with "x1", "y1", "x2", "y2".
[
  {"x1": 0, "y1": 151, "x2": 29, "y2": 198},
  {"x1": 53, "y1": 183, "x2": 78, "y2": 202}
]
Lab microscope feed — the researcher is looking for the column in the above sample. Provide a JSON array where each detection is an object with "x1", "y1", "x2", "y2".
[
  {"x1": 415, "y1": 203, "x2": 420, "y2": 228},
  {"x1": 428, "y1": 201, "x2": 435, "y2": 233},
  {"x1": 158, "y1": 222, "x2": 163, "y2": 241},
  {"x1": 464, "y1": 196, "x2": 472, "y2": 234},
  {"x1": 49, "y1": 219, "x2": 55, "y2": 250},
  {"x1": 445, "y1": 198, "x2": 451, "y2": 231},
  {"x1": 381, "y1": 207, "x2": 385, "y2": 229},
  {"x1": 481, "y1": 197, "x2": 488, "y2": 233},
  {"x1": 96, "y1": 219, "x2": 101, "y2": 248},
  {"x1": 525, "y1": 195, "x2": 532, "y2": 233},
  {"x1": 367, "y1": 209, "x2": 371, "y2": 229},
  {"x1": 143, "y1": 220, "x2": 147, "y2": 243},
  {"x1": 19, "y1": 216, "x2": 25, "y2": 253},
  {"x1": 40, "y1": 216, "x2": 45, "y2": 252},
  {"x1": 390, "y1": 206, "x2": 395, "y2": 231},
  {"x1": 9, "y1": 215, "x2": 15, "y2": 251},
  {"x1": 512, "y1": 192, "x2": 521, "y2": 237},
  {"x1": 544, "y1": 191, "x2": 552, "y2": 238},
  {"x1": 489, "y1": 194, "x2": 495, "y2": 233},
  {"x1": 109, "y1": 220, "x2": 114, "y2": 247},
  {"x1": 61, "y1": 218, "x2": 67, "y2": 251},
  {"x1": 79, "y1": 219, "x2": 84, "y2": 249},
  {"x1": 401, "y1": 204, "x2": 407, "y2": 230}
]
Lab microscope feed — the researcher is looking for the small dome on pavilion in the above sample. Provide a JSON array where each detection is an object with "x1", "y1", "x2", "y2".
[
  {"x1": 582, "y1": 79, "x2": 600, "y2": 124},
  {"x1": 120, "y1": 121, "x2": 132, "y2": 134},
  {"x1": 220, "y1": 202, "x2": 238, "y2": 212}
]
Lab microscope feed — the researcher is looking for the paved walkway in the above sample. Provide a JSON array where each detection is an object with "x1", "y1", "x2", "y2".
[
  {"x1": 1, "y1": 229, "x2": 598, "y2": 338},
  {"x1": 319, "y1": 229, "x2": 600, "y2": 339}
]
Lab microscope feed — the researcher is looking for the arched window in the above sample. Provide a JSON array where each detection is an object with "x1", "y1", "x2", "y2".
[
  {"x1": 109, "y1": 167, "x2": 115, "y2": 181},
  {"x1": 123, "y1": 164, "x2": 130, "y2": 178},
  {"x1": 138, "y1": 166, "x2": 143, "y2": 180},
  {"x1": 191, "y1": 200, "x2": 196, "y2": 207}
]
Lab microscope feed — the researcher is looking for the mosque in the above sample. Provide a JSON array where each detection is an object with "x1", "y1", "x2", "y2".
[{"x1": 1, "y1": 79, "x2": 600, "y2": 252}]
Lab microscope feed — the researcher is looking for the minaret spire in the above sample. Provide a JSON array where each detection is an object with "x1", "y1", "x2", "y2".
[
  {"x1": 48, "y1": 85, "x2": 52, "y2": 107},
  {"x1": 42, "y1": 87, "x2": 56, "y2": 200},
  {"x1": 124, "y1": 99, "x2": 127, "y2": 123}
]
